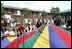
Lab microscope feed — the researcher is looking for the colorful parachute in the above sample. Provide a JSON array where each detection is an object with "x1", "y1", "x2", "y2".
[{"x1": 1, "y1": 25, "x2": 71, "y2": 48}]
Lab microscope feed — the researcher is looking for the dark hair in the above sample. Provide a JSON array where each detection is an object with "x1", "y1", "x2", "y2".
[
  {"x1": 4, "y1": 28, "x2": 7, "y2": 31},
  {"x1": 28, "y1": 27, "x2": 30, "y2": 31},
  {"x1": 17, "y1": 29, "x2": 19, "y2": 32},
  {"x1": 26, "y1": 29, "x2": 27, "y2": 32},
  {"x1": 29, "y1": 20, "x2": 30, "y2": 21},
  {"x1": 32, "y1": 28, "x2": 33, "y2": 30},
  {"x1": 12, "y1": 29, "x2": 15, "y2": 32},
  {"x1": 38, "y1": 19, "x2": 40, "y2": 21}
]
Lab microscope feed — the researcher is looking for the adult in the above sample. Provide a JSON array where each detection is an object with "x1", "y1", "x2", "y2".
[
  {"x1": 57, "y1": 17, "x2": 61, "y2": 26},
  {"x1": 4, "y1": 19, "x2": 7, "y2": 27},
  {"x1": 66, "y1": 16, "x2": 71, "y2": 28},
  {"x1": 36, "y1": 19, "x2": 42, "y2": 28},
  {"x1": 47, "y1": 18, "x2": 54, "y2": 26},
  {"x1": 55, "y1": 18, "x2": 58, "y2": 26},
  {"x1": 60, "y1": 18, "x2": 65, "y2": 28}
]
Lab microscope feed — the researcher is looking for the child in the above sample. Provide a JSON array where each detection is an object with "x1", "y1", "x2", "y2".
[
  {"x1": 12, "y1": 29, "x2": 18, "y2": 37},
  {"x1": 22, "y1": 25, "x2": 25, "y2": 33},
  {"x1": 4, "y1": 28, "x2": 9, "y2": 36},
  {"x1": 19, "y1": 25, "x2": 23, "y2": 35},
  {"x1": 9, "y1": 29, "x2": 16, "y2": 37},
  {"x1": 25, "y1": 27, "x2": 29, "y2": 33},
  {"x1": 28, "y1": 26, "x2": 31, "y2": 32},
  {"x1": 2, "y1": 28, "x2": 9, "y2": 39},
  {"x1": 17, "y1": 29, "x2": 20, "y2": 37}
]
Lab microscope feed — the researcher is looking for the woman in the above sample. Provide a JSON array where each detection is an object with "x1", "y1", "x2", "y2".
[{"x1": 60, "y1": 18, "x2": 65, "y2": 28}]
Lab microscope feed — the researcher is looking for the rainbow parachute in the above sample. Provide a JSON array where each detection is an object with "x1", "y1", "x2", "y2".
[{"x1": 1, "y1": 25, "x2": 71, "y2": 48}]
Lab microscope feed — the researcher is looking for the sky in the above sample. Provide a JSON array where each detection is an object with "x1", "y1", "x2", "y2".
[{"x1": 1, "y1": 1, "x2": 71, "y2": 12}]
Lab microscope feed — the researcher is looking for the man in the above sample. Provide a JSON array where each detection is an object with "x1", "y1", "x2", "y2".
[{"x1": 47, "y1": 18, "x2": 54, "y2": 26}]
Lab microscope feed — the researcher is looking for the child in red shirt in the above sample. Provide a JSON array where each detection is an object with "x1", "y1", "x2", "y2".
[
  {"x1": 22, "y1": 25, "x2": 25, "y2": 33},
  {"x1": 19, "y1": 25, "x2": 23, "y2": 35}
]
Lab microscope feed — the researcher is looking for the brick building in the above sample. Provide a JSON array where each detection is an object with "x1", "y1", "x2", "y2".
[{"x1": 3, "y1": 5, "x2": 51, "y2": 25}]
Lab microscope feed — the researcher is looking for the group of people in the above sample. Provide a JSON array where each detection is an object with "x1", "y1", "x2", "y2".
[
  {"x1": 1, "y1": 19, "x2": 42, "y2": 40},
  {"x1": 54, "y1": 16, "x2": 71, "y2": 29},
  {"x1": 1, "y1": 16, "x2": 71, "y2": 40}
]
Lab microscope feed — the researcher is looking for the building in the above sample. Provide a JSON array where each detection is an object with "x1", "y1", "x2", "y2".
[
  {"x1": 55, "y1": 9, "x2": 71, "y2": 18},
  {"x1": 3, "y1": 5, "x2": 51, "y2": 25}
]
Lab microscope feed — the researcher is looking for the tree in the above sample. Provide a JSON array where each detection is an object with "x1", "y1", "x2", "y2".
[
  {"x1": 41, "y1": 10, "x2": 47, "y2": 25},
  {"x1": 1, "y1": 3, "x2": 5, "y2": 20},
  {"x1": 50, "y1": 7, "x2": 60, "y2": 18},
  {"x1": 23, "y1": 8, "x2": 31, "y2": 18},
  {"x1": 55, "y1": 7, "x2": 60, "y2": 13},
  {"x1": 23, "y1": 8, "x2": 31, "y2": 25},
  {"x1": 41, "y1": 10, "x2": 47, "y2": 17}
]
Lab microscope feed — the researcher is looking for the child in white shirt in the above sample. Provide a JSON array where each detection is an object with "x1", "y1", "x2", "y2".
[{"x1": 4, "y1": 28, "x2": 9, "y2": 36}]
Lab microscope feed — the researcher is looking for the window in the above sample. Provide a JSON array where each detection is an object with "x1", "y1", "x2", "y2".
[
  {"x1": 8, "y1": 9, "x2": 11, "y2": 13},
  {"x1": 39, "y1": 13, "x2": 41, "y2": 16},
  {"x1": 17, "y1": 10, "x2": 21, "y2": 15},
  {"x1": 14, "y1": 10, "x2": 17, "y2": 15},
  {"x1": 14, "y1": 10, "x2": 21, "y2": 15}
]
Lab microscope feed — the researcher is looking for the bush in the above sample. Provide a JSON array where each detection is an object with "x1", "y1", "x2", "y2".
[{"x1": 1, "y1": 15, "x2": 4, "y2": 20}]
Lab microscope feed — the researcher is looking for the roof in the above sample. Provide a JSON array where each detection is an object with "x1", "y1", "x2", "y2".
[
  {"x1": 55, "y1": 9, "x2": 71, "y2": 14},
  {"x1": 3, "y1": 5, "x2": 23, "y2": 10},
  {"x1": 3, "y1": 5, "x2": 49, "y2": 13}
]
